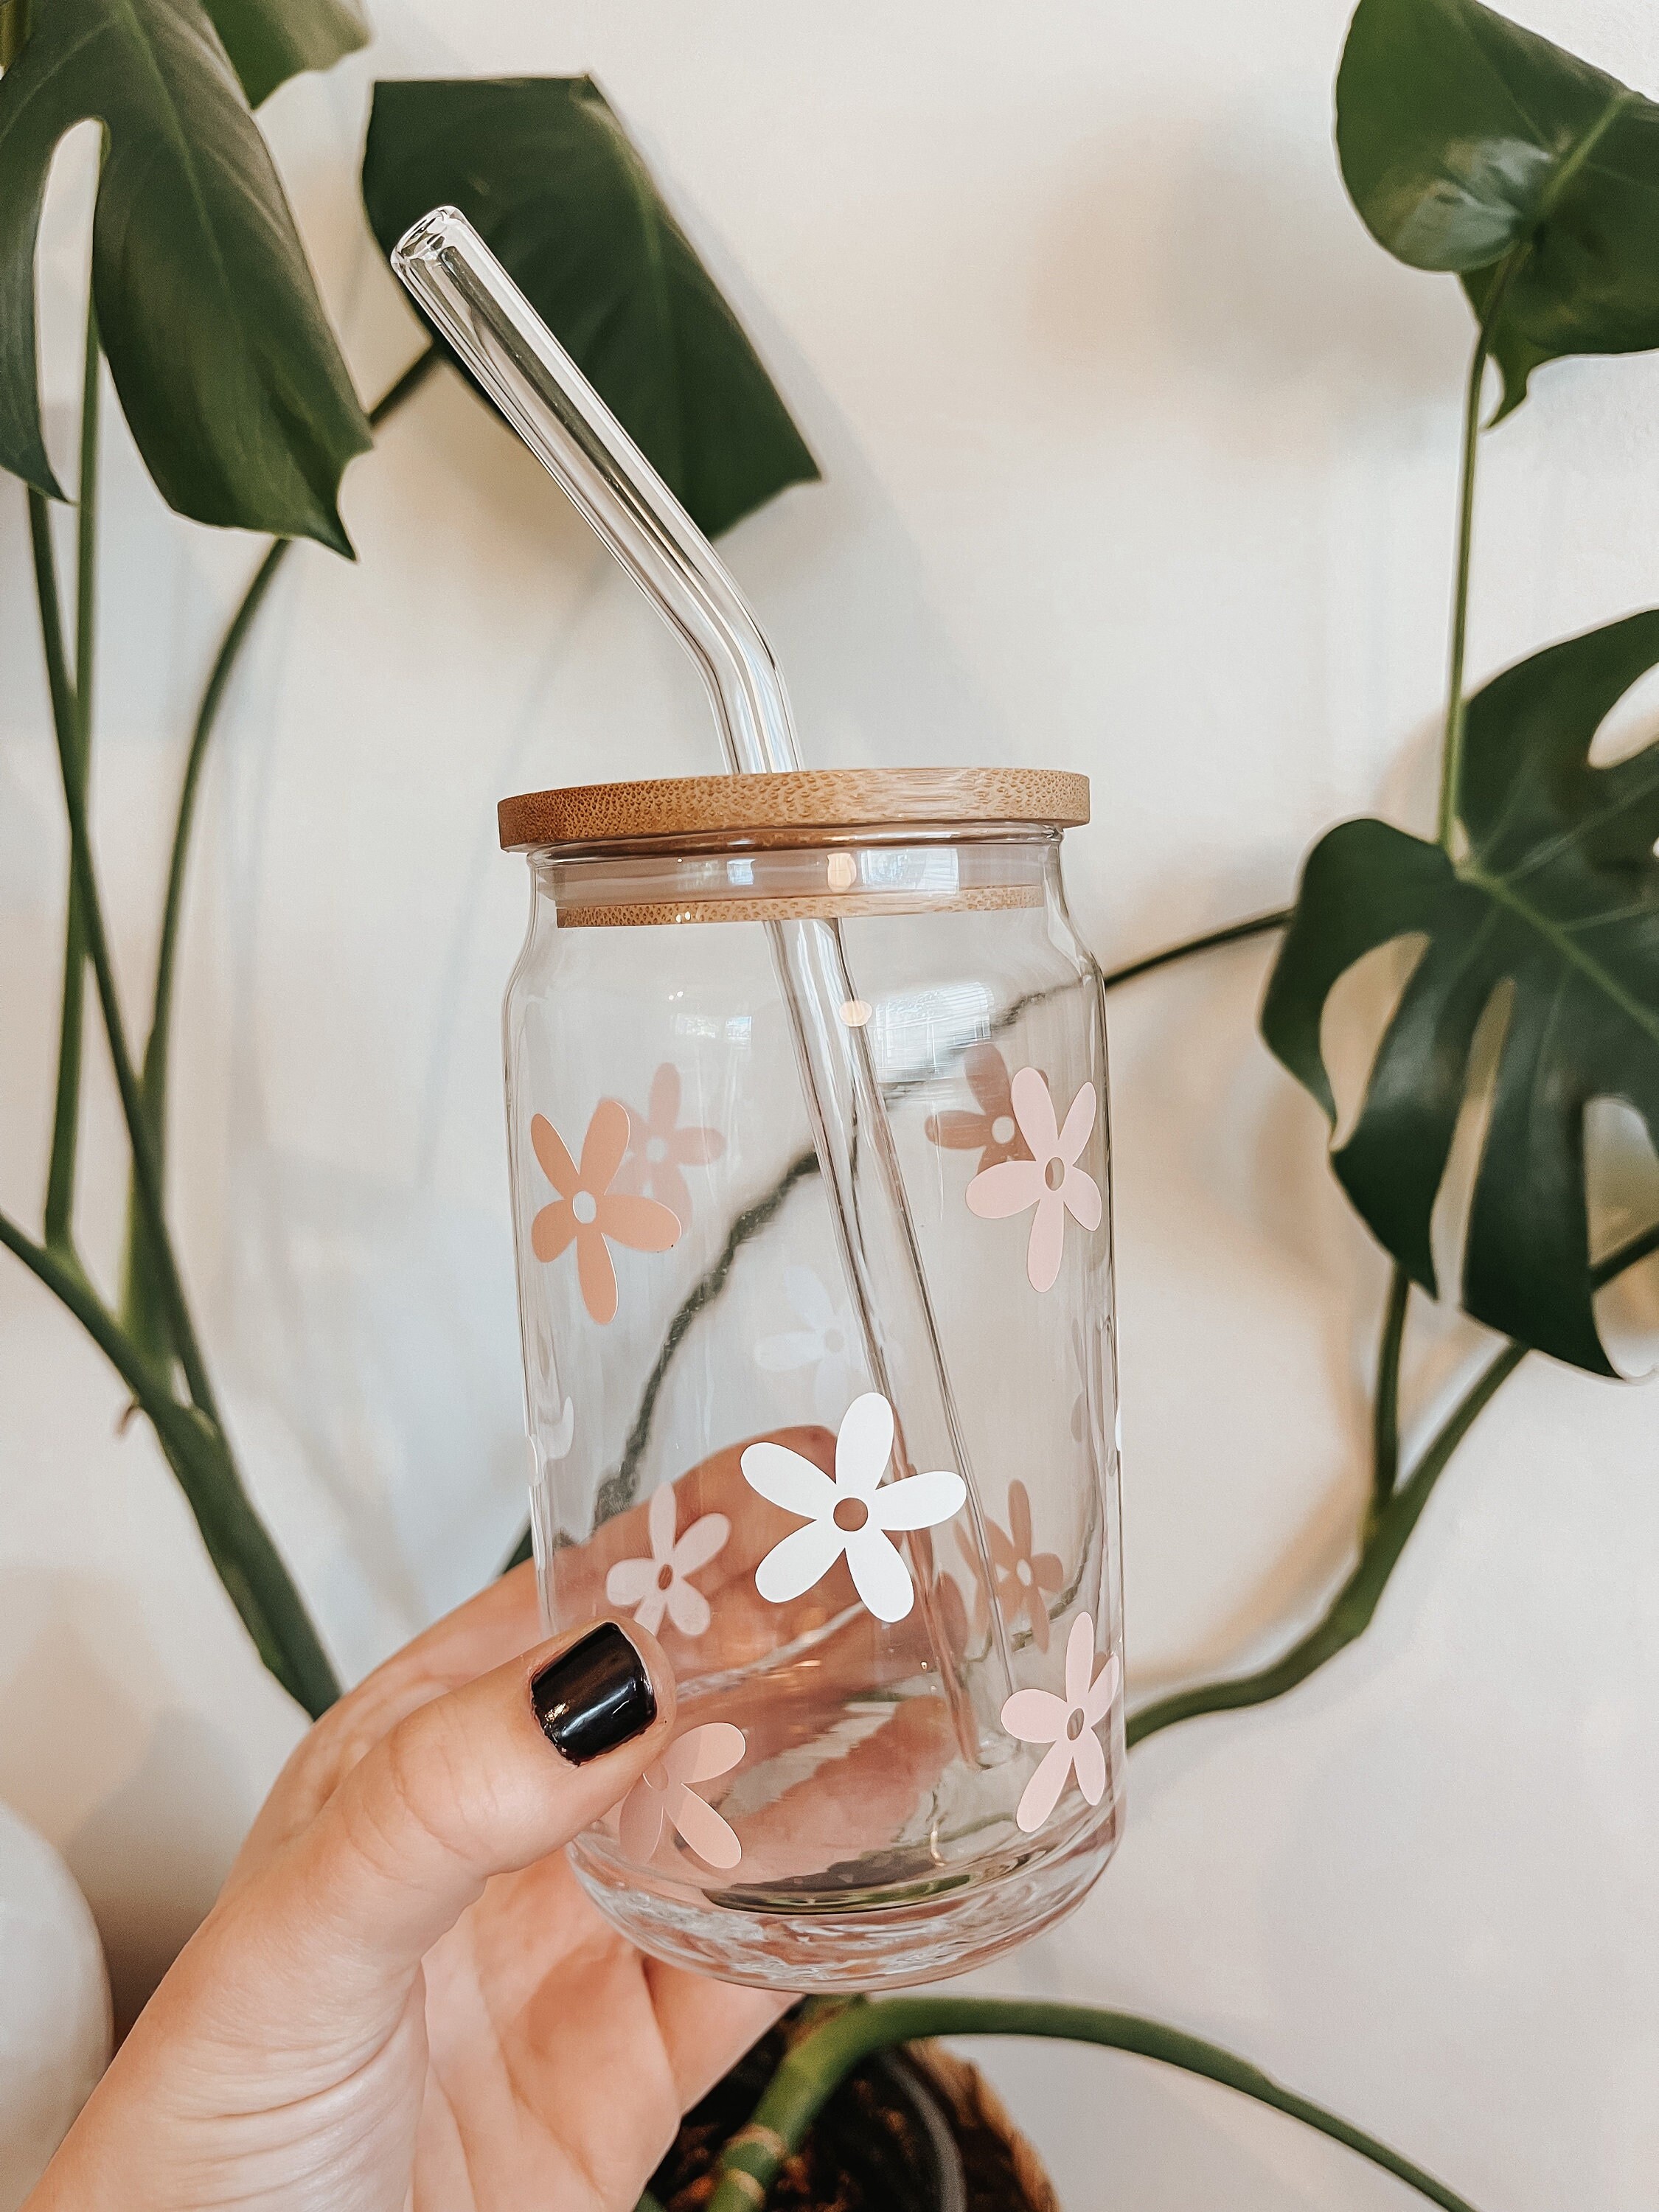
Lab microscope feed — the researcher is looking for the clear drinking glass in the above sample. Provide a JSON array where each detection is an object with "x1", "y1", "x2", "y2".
[{"x1": 502, "y1": 767, "x2": 1124, "y2": 1989}]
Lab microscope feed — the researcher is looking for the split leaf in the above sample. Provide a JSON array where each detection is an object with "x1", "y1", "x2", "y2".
[
  {"x1": 361, "y1": 75, "x2": 818, "y2": 538},
  {"x1": 1336, "y1": 0, "x2": 1659, "y2": 416},
  {"x1": 1263, "y1": 611, "x2": 1659, "y2": 1374},
  {"x1": 0, "y1": 0, "x2": 372, "y2": 550}
]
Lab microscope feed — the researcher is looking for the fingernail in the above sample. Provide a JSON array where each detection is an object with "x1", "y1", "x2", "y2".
[{"x1": 530, "y1": 1623, "x2": 657, "y2": 1764}]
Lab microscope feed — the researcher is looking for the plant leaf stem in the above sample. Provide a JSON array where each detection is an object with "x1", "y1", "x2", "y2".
[
  {"x1": 1096, "y1": 907, "x2": 1290, "y2": 991},
  {"x1": 0, "y1": 1204, "x2": 338, "y2": 1714},
  {"x1": 43, "y1": 302, "x2": 101, "y2": 1253},
  {"x1": 1437, "y1": 254, "x2": 1524, "y2": 852},
  {"x1": 138, "y1": 347, "x2": 439, "y2": 1145},
  {"x1": 1367, "y1": 1263, "x2": 1411, "y2": 1535},
  {"x1": 703, "y1": 1997, "x2": 1481, "y2": 2212},
  {"x1": 1127, "y1": 1334, "x2": 1524, "y2": 1746},
  {"x1": 1124, "y1": 1204, "x2": 1659, "y2": 1747},
  {"x1": 29, "y1": 574, "x2": 345, "y2": 1698},
  {"x1": 129, "y1": 347, "x2": 442, "y2": 1354},
  {"x1": 33, "y1": 528, "x2": 224, "y2": 1431},
  {"x1": 1438, "y1": 326, "x2": 1489, "y2": 849}
]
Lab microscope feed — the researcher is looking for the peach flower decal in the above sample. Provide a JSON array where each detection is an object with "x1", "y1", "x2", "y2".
[
  {"x1": 742, "y1": 1392, "x2": 967, "y2": 1624},
  {"x1": 605, "y1": 1484, "x2": 729, "y2": 1638},
  {"x1": 618, "y1": 1722, "x2": 745, "y2": 1870},
  {"x1": 967, "y1": 1068, "x2": 1101, "y2": 1293},
  {"x1": 925, "y1": 1043, "x2": 1033, "y2": 1174},
  {"x1": 616, "y1": 1062, "x2": 724, "y2": 1224},
  {"x1": 1000, "y1": 1612, "x2": 1120, "y2": 1834},
  {"x1": 529, "y1": 1102, "x2": 681, "y2": 1325},
  {"x1": 987, "y1": 1480, "x2": 1065, "y2": 1652}
]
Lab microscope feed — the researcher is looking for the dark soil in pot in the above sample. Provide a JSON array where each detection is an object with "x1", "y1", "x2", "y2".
[{"x1": 648, "y1": 2020, "x2": 1057, "y2": 2211}]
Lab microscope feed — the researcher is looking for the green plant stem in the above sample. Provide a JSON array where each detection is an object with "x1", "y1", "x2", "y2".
[
  {"x1": 127, "y1": 344, "x2": 439, "y2": 1345},
  {"x1": 1127, "y1": 1335, "x2": 1524, "y2": 1747},
  {"x1": 75, "y1": 303, "x2": 99, "y2": 711},
  {"x1": 141, "y1": 352, "x2": 437, "y2": 1113},
  {"x1": 44, "y1": 301, "x2": 100, "y2": 1253},
  {"x1": 1097, "y1": 907, "x2": 1290, "y2": 991},
  {"x1": 1437, "y1": 330, "x2": 1489, "y2": 849},
  {"x1": 124, "y1": 535, "x2": 290, "y2": 1349},
  {"x1": 34, "y1": 568, "x2": 223, "y2": 1435},
  {"x1": 1368, "y1": 1265, "x2": 1411, "y2": 1534},
  {"x1": 1592, "y1": 1215, "x2": 1659, "y2": 1288},
  {"x1": 704, "y1": 1997, "x2": 1480, "y2": 2212},
  {"x1": 32, "y1": 476, "x2": 84, "y2": 1254},
  {"x1": 1128, "y1": 1209, "x2": 1659, "y2": 1749},
  {"x1": 0, "y1": 1203, "x2": 339, "y2": 1714}
]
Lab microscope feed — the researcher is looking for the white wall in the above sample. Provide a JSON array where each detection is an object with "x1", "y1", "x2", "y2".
[{"x1": 3, "y1": 0, "x2": 1657, "y2": 2198}]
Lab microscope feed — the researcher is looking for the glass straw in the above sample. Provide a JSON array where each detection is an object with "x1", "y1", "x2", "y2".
[{"x1": 392, "y1": 209, "x2": 1014, "y2": 1726}]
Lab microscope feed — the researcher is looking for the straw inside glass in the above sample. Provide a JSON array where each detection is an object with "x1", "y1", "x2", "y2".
[{"x1": 392, "y1": 208, "x2": 1014, "y2": 1725}]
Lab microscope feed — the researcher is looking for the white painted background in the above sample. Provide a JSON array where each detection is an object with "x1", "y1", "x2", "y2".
[{"x1": 3, "y1": 0, "x2": 1657, "y2": 2201}]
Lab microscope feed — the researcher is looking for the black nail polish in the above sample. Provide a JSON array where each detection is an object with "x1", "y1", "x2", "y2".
[{"x1": 531, "y1": 1622, "x2": 656, "y2": 1764}]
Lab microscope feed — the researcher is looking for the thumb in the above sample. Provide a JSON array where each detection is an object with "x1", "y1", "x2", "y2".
[{"x1": 271, "y1": 1618, "x2": 673, "y2": 1985}]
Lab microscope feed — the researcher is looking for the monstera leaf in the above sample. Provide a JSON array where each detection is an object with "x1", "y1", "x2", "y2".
[
  {"x1": 1263, "y1": 612, "x2": 1659, "y2": 1375},
  {"x1": 201, "y1": 0, "x2": 368, "y2": 109},
  {"x1": 1337, "y1": 0, "x2": 1659, "y2": 417},
  {"x1": 0, "y1": 0, "x2": 372, "y2": 550},
  {"x1": 361, "y1": 77, "x2": 818, "y2": 538}
]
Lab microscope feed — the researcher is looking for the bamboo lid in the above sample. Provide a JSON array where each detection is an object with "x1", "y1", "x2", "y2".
[{"x1": 497, "y1": 766, "x2": 1089, "y2": 852}]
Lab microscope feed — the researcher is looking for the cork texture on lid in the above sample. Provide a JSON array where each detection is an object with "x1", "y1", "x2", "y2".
[{"x1": 497, "y1": 766, "x2": 1089, "y2": 852}]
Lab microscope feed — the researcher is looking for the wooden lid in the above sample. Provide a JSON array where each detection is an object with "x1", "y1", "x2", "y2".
[{"x1": 498, "y1": 766, "x2": 1089, "y2": 852}]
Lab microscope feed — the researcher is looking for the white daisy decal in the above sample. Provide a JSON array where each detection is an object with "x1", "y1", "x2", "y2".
[
  {"x1": 753, "y1": 1264, "x2": 864, "y2": 1425},
  {"x1": 741, "y1": 1392, "x2": 967, "y2": 1624},
  {"x1": 966, "y1": 1068, "x2": 1101, "y2": 1293},
  {"x1": 604, "y1": 1484, "x2": 729, "y2": 1638},
  {"x1": 1000, "y1": 1611, "x2": 1121, "y2": 1834},
  {"x1": 618, "y1": 1722, "x2": 745, "y2": 1869}
]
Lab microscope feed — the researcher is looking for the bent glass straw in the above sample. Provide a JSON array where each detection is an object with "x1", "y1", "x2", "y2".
[{"x1": 392, "y1": 209, "x2": 1014, "y2": 1726}]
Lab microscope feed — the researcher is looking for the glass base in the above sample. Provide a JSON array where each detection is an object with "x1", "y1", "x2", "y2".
[{"x1": 568, "y1": 1797, "x2": 1122, "y2": 1992}]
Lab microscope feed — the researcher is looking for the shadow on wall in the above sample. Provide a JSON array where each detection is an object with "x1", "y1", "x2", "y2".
[
  {"x1": 0, "y1": 1576, "x2": 255, "y2": 2034},
  {"x1": 1032, "y1": 98, "x2": 1472, "y2": 423}
]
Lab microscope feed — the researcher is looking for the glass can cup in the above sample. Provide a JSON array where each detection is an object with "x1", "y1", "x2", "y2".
[{"x1": 500, "y1": 767, "x2": 1124, "y2": 1989}]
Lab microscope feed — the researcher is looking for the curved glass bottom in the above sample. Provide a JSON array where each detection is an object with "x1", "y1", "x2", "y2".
[{"x1": 568, "y1": 1797, "x2": 1122, "y2": 1992}]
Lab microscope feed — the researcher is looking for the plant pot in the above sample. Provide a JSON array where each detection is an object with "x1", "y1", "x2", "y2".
[{"x1": 649, "y1": 2023, "x2": 1057, "y2": 2211}]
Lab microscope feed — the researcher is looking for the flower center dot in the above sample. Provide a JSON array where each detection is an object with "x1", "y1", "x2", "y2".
[
  {"x1": 646, "y1": 1135, "x2": 668, "y2": 1164},
  {"x1": 991, "y1": 1116, "x2": 1015, "y2": 1146},
  {"x1": 1016, "y1": 1558, "x2": 1032, "y2": 1586},
  {"x1": 833, "y1": 1497, "x2": 869, "y2": 1533},
  {"x1": 572, "y1": 1191, "x2": 599, "y2": 1225},
  {"x1": 656, "y1": 1564, "x2": 675, "y2": 1591},
  {"x1": 1065, "y1": 1708, "x2": 1087, "y2": 1742},
  {"x1": 1045, "y1": 1156, "x2": 1066, "y2": 1192}
]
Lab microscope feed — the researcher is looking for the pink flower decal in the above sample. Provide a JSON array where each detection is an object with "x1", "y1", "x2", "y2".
[
  {"x1": 966, "y1": 1068, "x2": 1101, "y2": 1293},
  {"x1": 605, "y1": 1484, "x2": 730, "y2": 1638},
  {"x1": 987, "y1": 1480, "x2": 1065, "y2": 1652},
  {"x1": 742, "y1": 1393, "x2": 967, "y2": 1624},
  {"x1": 925, "y1": 1043, "x2": 1034, "y2": 1175},
  {"x1": 618, "y1": 1722, "x2": 745, "y2": 1869},
  {"x1": 1001, "y1": 1612, "x2": 1120, "y2": 1834},
  {"x1": 616, "y1": 1062, "x2": 725, "y2": 1225},
  {"x1": 529, "y1": 1102, "x2": 681, "y2": 1325}
]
